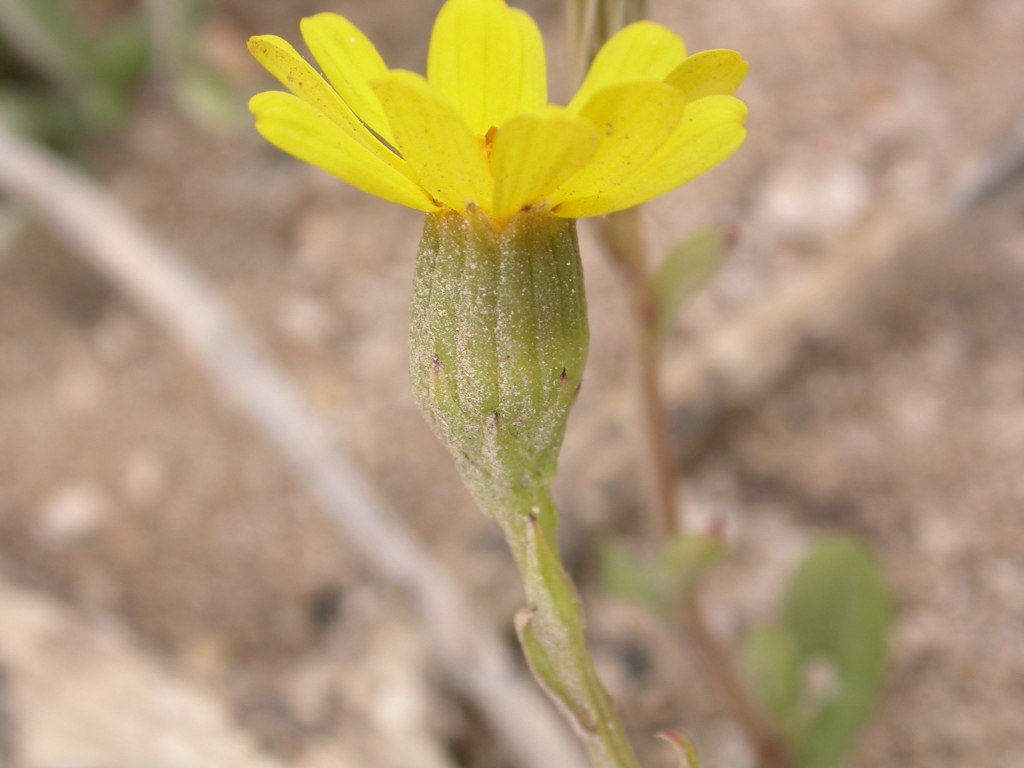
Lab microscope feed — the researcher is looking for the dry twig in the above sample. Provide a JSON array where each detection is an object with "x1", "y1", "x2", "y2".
[{"x1": 0, "y1": 118, "x2": 589, "y2": 768}]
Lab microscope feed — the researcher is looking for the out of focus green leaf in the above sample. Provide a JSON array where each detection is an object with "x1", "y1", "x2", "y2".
[
  {"x1": 784, "y1": 536, "x2": 891, "y2": 768},
  {"x1": 0, "y1": 0, "x2": 145, "y2": 138},
  {"x1": 741, "y1": 625, "x2": 801, "y2": 737},
  {"x1": 175, "y1": 64, "x2": 247, "y2": 128},
  {"x1": 660, "y1": 532, "x2": 727, "y2": 600},
  {"x1": 600, "y1": 538, "x2": 664, "y2": 615},
  {"x1": 601, "y1": 533, "x2": 727, "y2": 618},
  {"x1": 90, "y1": 18, "x2": 149, "y2": 87},
  {"x1": 1, "y1": 0, "x2": 238, "y2": 145},
  {"x1": 1, "y1": 0, "x2": 88, "y2": 74},
  {"x1": 0, "y1": 87, "x2": 81, "y2": 145},
  {"x1": 653, "y1": 227, "x2": 728, "y2": 336}
]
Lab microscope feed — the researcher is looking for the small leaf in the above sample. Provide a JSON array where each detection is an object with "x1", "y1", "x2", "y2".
[
  {"x1": 653, "y1": 227, "x2": 728, "y2": 336},
  {"x1": 657, "y1": 731, "x2": 701, "y2": 768},
  {"x1": 89, "y1": 18, "x2": 149, "y2": 86},
  {"x1": 659, "y1": 532, "x2": 727, "y2": 601},
  {"x1": 784, "y1": 536, "x2": 891, "y2": 768},
  {"x1": 0, "y1": 0, "x2": 91, "y2": 78},
  {"x1": 600, "y1": 538, "x2": 665, "y2": 616},
  {"x1": 174, "y1": 64, "x2": 247, "y2": 128},
  {"x1": 601, "y1": 534, "x2": 726, "y2": 617},
  {"x1": 741, "y1": 625, "x2": 801, "y2": 736},
  {"x1": 0, "y1": 87, "x2": 81, "y2": 146}
]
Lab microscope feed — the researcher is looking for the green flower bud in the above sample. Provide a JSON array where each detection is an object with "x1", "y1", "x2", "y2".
[{"x1": 410, "y1": 209, "x2": 589, "y2": 512}]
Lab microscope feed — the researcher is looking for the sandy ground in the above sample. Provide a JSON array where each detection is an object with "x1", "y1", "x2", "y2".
[{"x1": 1, "y1": 0, "x2": 1023, "y2": 767}]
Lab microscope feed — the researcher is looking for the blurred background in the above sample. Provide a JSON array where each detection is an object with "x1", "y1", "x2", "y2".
[{"x1": 0, "y1": 1, "x2": 1023, "y2": 767}]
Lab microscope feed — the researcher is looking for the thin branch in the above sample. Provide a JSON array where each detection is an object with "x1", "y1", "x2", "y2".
[
  {"x1": 0, "y1": 118, "x2": 589, "y2": 768},
  {"x1": 678, "y1": 594, "x2": 792, "y2": 768},
  {"x1": 600, "y1": 209, "x2": 680, "y2": 543},
  {"x1": 599, "y1": 209, "x2": 796, "y2": 768}
]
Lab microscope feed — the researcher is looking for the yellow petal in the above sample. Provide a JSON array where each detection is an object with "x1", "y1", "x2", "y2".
[
  {"x1": 249, "y1": 91, "x2": 439, "y2": 212},
  {"x1": 299, "y1": 13, "x2": 395, "y2": 145},
  {"x1": 372, "y1": 70, "x2": 493, "y2": 214},
  {"x1": 665, "y1": 49, "x2": 749, "y2": 103},
  {"x1": 553, "y1": 95, "x2": 747, "y2": 218},
  {"x1": 549, "y1": 81, "x2": 689, "y2": 210},
  {"x1": 427, "y1": 0, "x2": 547, "y2": 136},
  {"x1": 491, "y1": 107, "x2": 601, "y2": 221},
  {"x1": 567, "y1": 21, "x2": 687, "y2": 113},
  {"x1": 247, "y1": 34, "x2": 400, "y2": 169}
]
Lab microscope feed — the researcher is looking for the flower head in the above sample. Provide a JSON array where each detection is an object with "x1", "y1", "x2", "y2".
[{"x1": 248, "y1": 0, "x2": 747, "y2": 223}]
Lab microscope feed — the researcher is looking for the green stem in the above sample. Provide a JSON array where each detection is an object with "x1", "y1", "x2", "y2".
[
  {"x1": 488, "y1": 487, "x2": 640, "y2": 768},
  {"x1": 600, "y1": 213, "x2": 795, "y2": 768}
]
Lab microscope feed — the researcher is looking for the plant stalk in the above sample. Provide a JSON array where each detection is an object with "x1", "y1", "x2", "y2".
[
  {"x1": 600, "y1": 210, "x2": 795, "y2": 768},
  {"x1": 492, "y1": 488, "x2": 641, "y2": 768},
  {"x1": 600, "y1": 209, "x2": 681, "y2": 541}
]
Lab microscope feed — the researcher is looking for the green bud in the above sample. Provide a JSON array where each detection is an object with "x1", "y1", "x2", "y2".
[{"x1": 409, "y1": 209, "x2": 589, "y2": 512}]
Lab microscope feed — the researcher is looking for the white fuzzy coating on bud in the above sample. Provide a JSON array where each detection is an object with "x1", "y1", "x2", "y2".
[{"x1": 409, "y1": 209, "x2": 588, "y2": 510}]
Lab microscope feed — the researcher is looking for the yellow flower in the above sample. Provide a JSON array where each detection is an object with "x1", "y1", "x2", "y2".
[{"x1": 248, "y1": 0, "x2": 748, "y2": 223}]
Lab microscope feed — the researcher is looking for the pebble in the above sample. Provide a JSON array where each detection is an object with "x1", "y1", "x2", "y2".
[
  {"x1": 34, "y1": 483, "x2": 112, "y2": 545},
  {"x1": 758, "y1": 156, "x2": 870, "y2": 240}
]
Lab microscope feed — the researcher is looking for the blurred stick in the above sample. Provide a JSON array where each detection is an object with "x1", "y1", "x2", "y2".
[
  {"x1": 567, "y1": 0, "x2": 647, "y2": 83},
  {"x1": 0, "y1": 118, "x2": 589, "y2": 768},
  {"x1": 566, "y1": 0, "x2": 597, "y2": 84}
]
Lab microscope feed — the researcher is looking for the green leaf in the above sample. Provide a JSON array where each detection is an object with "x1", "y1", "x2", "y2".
[
  {"x1": 653, "y1": 227, "x2": 728, "y2": 336},
  {"x1": 89, "y1": 18, "x2": 149, "y2": 87},
  {"x1": 600, "y1": 534, "x2": 726, "y2": 618},
  {"x1": 0, "y1": 87, "x2": 81, "y2": 146},
  {"x1": 659, "y1": 532, "x2": 727, "y2": 601},
  {"x1": 741, "y1": 625, "x2": 801, "y2": 736},
  {"x1": 600, "y1": 538, "x2": 665, "y2": 616},
  {"x1": 174, "y1": 64, "x2": 247, "y2": 128},
  {"x1": 784, "y1": 536, "x2": 891, "y2": 768},
  {"x1": 0, "y1": 0, "x2": 91, "y2": 76}
]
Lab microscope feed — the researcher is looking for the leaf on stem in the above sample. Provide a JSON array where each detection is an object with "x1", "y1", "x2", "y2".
[
  {"x1": 600, "y1": 538, "x2": 664, "y2": 614},
  {"x1": 600, "y1": 533, "x2": 726, "y2": 618},
  {"x1": 741, "y1": 625, "x2": 802, "y2": 737},
  {"x1": 785, "y1": 536, "x2": 891, "y2": 768},
  {"x1": 741, "y1": 535, "x2": 891, "y2": 768},
  {"x1": 657, "y1": 731, "x2": 701, "y2": 768},
  {"x1": 659, "y1": 531, "x2": 727, "y2": 601},
  {"x1": 652, "y1": 227, "x2": 728, "y2": 337}
]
